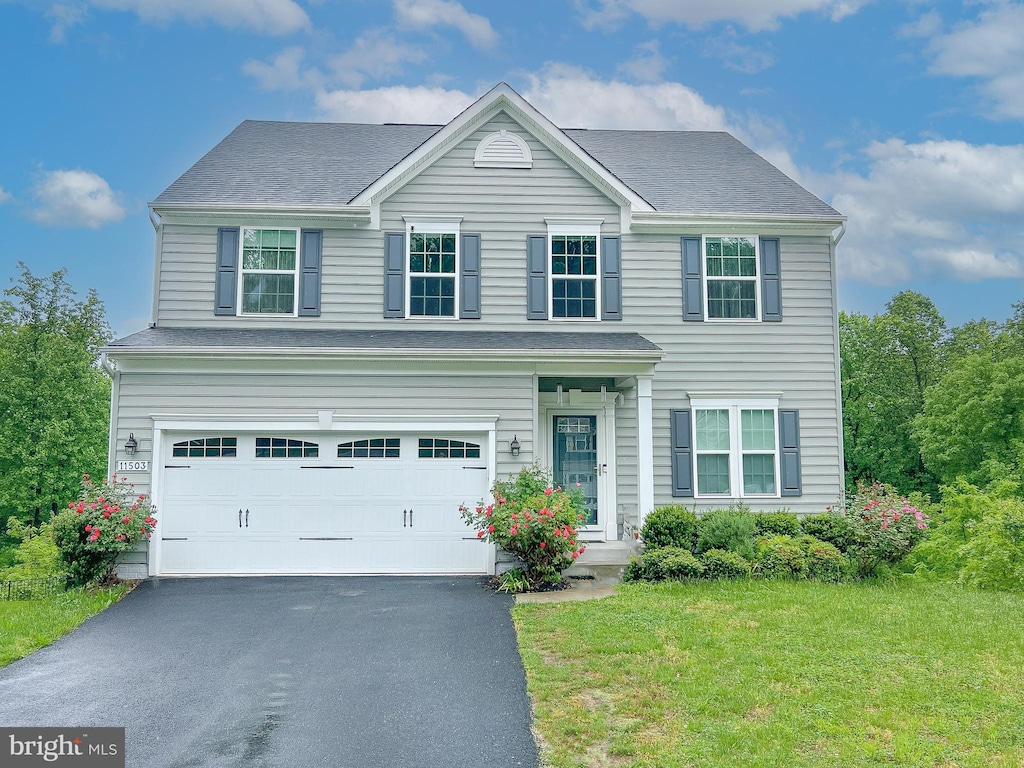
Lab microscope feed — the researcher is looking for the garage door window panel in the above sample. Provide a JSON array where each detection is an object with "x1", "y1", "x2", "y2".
[
  {"x1": 256, "y1": 438, "x2": 319, "y2": 458},
  {"x1": 172, "y1": 437, "x2": 238, "y2": 458},
  {"x1": 418, "y1": 438, "x2": 481, "y2": 459},
  {"x1": 338, "y1": 438, "x2": 401, "y2": 458}
]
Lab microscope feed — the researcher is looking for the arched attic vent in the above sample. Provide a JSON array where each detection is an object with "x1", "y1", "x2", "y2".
[{"x1": 473, "y1": 129, "x2": 533, "y2": 169}]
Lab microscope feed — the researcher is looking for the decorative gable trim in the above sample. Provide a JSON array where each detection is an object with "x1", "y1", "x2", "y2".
[{"x1": 474, "y1": 130, "x2": 533, "y2": 168}]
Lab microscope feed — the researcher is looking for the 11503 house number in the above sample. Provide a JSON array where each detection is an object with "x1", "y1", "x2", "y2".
[{"x1": 116, "y1": 460, "x2": 149, "y2": 472}]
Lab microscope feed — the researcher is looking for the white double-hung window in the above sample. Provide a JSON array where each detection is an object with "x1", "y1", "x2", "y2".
[
  {"x1": 548, "y1": 222, "x2": 601, "y2": 320},
  {"x1": 239, "y1": 228, "x2": 299, "y2": 315},
  {"x1": 406, "y1": 221, "x2": 460, "y2": 318},
  {"x1": 704, "y1": 236, "x2": 760, "y2": 320},
  {"x1": 692, "y1": 399, "x2": 780, "y2": 498}
]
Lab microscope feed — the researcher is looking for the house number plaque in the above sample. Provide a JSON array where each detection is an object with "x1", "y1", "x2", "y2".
[{"x1": 116, "y1": 460, "x2": 150, "y2": 472}]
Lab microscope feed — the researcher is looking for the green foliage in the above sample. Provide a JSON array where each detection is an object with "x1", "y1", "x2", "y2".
[
  {"x1": 695, "y1": 505, "x2": 756, "y2": 560},
  {"x1": 624, "y1": 547, "x2": 705, "y2": 582},
  {"x1": 842, "y1": 482, "x2": 929, "y2": 578},
  {"x1": 800, "y1": 511, "x2": 856, "y2": 553},
  {"x1": 640, "y1": 505, "x2": 698, "y2": 551},
  {"x1": 800, "y1": 535, "x2": 846, "y2": 582},
  {"x1": 0, "y1": 264, "x2": 111, "y2": 526},
  {"x1": 496, "y1": 568, "x2": 531, "y2": 594},
  {"x1": 698, "y1": 548, "x2": 752, "y2": 580},
  {"x1": 460, "y1": 464, "x2": 587, "y2": 589},
  {"x1": 52, "y1": 475, "x2": 157, "y2": 587},
  {"x1": 914, "y1": 355, "x2": 1024, "y2": 489},
  {"x1": 0, "y1": 519, "x2": 64, "y2": 580},
  {"x1": 754, "y1": 535, "x2": 808, "y2": 579},
  {"x1": 753, "y1": 511, "x2": 799, "y2": 537},
  {"x1": 907, "y1": 479, "x2": 1024, "y2": 591}
]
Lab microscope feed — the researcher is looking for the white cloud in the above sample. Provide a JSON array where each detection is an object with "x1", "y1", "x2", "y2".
[
  {"x1": 577, "y1": 0, "x2": 870, "y2": 32},
  {"x1": 327, "y1": 30, "x2": 428, "y2": 88},
  {"x1": 617, "y1": 40, "x2": 670, "y2": 82},
  {"x1": 825, "y1": 139, "x2": 1024, "y2": 284},
  {"x1": 242, "y1": 46, "x2": 319, "y2": 90},
  {"x1": 315, "y1": 84, "x2": 475, "y2": 124},
  {"x1": 0, "y1": 185, "x2": 12, "y2": 205},
  {"x1": 898, "y1": 10, "x2": 942, "y2": 39},
  {"x1": 393, "y1": 0, "x2": 498, "y2": 48},
  {"x1": 28, "y1": 170, "x2": 127, "y2": 228},
  {"x1": 703, "y1": 34, "x2": 775, "y2": 74},
  {"x1": 87, "y1": 0, "x2": 309, "y2": 34},
  {"x1": 46, "y1": 3, "x2": 88, "y2": 43},
  {"x1": 926, "y1": 3, "x2": 1024, "y2": 119}
]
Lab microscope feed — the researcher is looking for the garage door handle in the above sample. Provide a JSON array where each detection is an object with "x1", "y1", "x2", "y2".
[
  {"x1": 245, "y1": 509, "x2": 249, "y2": 528},
  {"x1": 409, "y1": 508, "x2": 413, "y2": 528},
  {"x1": 238, "y1": 509, "x2": 242, "y2": 528},
  {"x1": 403, "y1": 509, "x2": 407, "y2": 528}
]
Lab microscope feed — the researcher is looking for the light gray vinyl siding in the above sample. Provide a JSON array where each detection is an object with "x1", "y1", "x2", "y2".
[{"x1": 144, "y1": 111, "x2": 843, "y2": 524}]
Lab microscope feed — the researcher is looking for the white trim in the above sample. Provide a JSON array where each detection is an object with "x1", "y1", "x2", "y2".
[
  {"x1": 236, "y1": 226, "x2": 301, "y2": 318},
  {"x1": 702, "y1": 235, "x2": 762, "y2": 323},
  {"x1": 636, "y1": 376, "x2": 654, "y2": 527},
  {"x1": 150, "y1": 426, "x2": 163, "y2": 578},
  {"x1": 150, "y1": 204, "x2": 373, "y2": 228},
  {"x1": 546, "y1": 223, "x2": 603, "y2": 323},
  {"x1": 474, "y1": 130, "x2": 533, "y2": 169},
  {"x1": 690, "y1": 399, "x2": 782, "y2": 501},
  {"x1": 405, "y1": 221, "x2": 460, "y2": 320},
  {"x1": 629, "y1": 212, "x2": 846, "y2": 234}
]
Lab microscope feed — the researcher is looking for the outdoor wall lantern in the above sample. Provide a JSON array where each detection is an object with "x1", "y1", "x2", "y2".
[
  {"x1": 124, "y1": 433, "x2": 138, "y2": 455},
  {"x1": 509, "y1": 435, "x2": 521, "y2": 457}
]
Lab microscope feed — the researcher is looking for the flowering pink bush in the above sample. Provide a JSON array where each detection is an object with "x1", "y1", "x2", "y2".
[
  {"x1": 836, "y1": 482, "x2": 930, "y2": 577},
  {"x1": 460, "y1": 464, "x2": 587, "y2": 589},
  {"x1": 52, "y1": 474, "x2": 157, "y2": 586}
]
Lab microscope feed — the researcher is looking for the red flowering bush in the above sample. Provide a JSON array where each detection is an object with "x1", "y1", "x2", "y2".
[
  {"x1": 52, "y1": 473, "x2": 157, "y2": 586},
  {"x1": 836, "y1": 482, "x2": 930, "y2": 577},
  {"x1": 460, "y1": 464, "x2": 587, "y2": 590}
]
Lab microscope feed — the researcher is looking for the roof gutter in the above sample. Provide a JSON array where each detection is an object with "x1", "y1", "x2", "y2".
[
  {"x1": 832, "y1": 220, "x2": 847, "y2": 246},
  {"x1": 149, "y1": 203, "x2": 373, "y2": 226},
  {"x1": 629, "y1": 211, "x2": 847, "y2": 235}
]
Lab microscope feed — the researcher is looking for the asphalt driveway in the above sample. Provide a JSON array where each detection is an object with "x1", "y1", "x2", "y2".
[{"x1": 0, "y1": 577, "x2": 538, "y2": 768}]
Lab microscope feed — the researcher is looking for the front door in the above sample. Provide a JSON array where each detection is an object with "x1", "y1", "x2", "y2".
[{"x1": 552, "y1": 415, "x2": 599, "y2": 527}]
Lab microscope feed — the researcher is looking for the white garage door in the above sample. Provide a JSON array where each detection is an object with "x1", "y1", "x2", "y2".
[{"x1": 157, "y1": 433, "x2": 492, "y2": 575}]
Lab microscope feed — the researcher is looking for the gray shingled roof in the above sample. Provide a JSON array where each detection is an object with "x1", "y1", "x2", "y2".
[
  {"x1": 154, "y1": 121, "x2": 441, "y2": 208},
  {"x1": 106, "y1": 327, "x2": 662, "y2": 355},
  {"x1": 153, "y1": 120, "x2": 840, "y2": 218}
]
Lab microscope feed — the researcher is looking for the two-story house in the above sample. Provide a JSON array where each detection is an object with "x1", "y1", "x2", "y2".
[{"x1": 103, "y1": 83, "x2": 846, "y2": 578}]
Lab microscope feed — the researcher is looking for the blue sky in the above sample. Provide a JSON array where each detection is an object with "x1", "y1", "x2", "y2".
[{"x1": 1, "y1": 0, "x2": 1022, "y2": 336}]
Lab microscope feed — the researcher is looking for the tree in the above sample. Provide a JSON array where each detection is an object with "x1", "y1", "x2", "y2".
[{"x1": 0, "y1": 263, "x2": 111, "y2": 526}]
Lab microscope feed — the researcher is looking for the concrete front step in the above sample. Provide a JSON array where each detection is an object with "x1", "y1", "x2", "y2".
[{"x1": 564, "y1": 539, "x2": 640, "y2": 585}]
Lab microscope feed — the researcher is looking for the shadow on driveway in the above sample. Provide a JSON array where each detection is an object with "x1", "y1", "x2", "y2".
[{"x1": 0, "y1": 577, "x2": 538, "y2": 768}]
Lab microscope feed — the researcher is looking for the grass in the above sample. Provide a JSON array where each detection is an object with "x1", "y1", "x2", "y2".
[
  {"x1": 0, "y1": 584, "x2": 131, "y2": 667},
  {"x1": 513, "y1": 580, "x2": 1024, "y2": 768}
]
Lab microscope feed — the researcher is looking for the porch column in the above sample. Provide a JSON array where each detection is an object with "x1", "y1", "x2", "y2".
[{"x1": 637, "y1": 375, "x2": 655, "y2": 524}]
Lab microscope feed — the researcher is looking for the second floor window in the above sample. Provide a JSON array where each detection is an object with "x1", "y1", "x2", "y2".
[
  {"x1": 240, "y1": 228, "x2": 298, "y2": 315},
  {"x1": 550, "y1": 233, "x2": 599, "y2": 319},
  {"x1": 408, "y1": 231, "x2": 457, "y2": 317},
  {"x1": 705, "y1": 236, "x2": 759, "y2": 320}
]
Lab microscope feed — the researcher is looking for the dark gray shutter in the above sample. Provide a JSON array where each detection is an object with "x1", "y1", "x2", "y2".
[
  {"x1": 779, "y1": 409, "x2": 802, "y2": 496},
  {"x1": 526, "y1": 235, "x2": 547, "y2": 320},
  {"x1": 601, "y1": 236, "x2": 622, "y2": 321},
  {"x1": 670, "y1": 409, "x2": 694, "y2": 497},
  {"x1": 760, "y1": 237, "x2": 782, "y2": 322},
  {"x1": 214, "y1": 227, "x2": 239, "y2": 316},
  {"x1": 460, "y1": 233, "x2": 481, "y2": 319},
  {"x1": 298, "y1": 229, "x2": 322, "y2": 317},
  {"x1": 681, "y1": 236, "x2": 703, "y2": 322},
  {"x1": 383, "y1": 232, "x2": 405, "y2": 318}
]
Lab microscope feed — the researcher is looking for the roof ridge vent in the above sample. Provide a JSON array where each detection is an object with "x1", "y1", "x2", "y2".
[{"x1": 474, "y1": 129, "x2": 533, "y2": 169}]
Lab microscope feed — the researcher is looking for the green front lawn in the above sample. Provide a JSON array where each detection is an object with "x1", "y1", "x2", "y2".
[
  {"x1": 0, "y1": 585, "x2": 130, "y2": 667},
  {"x1": 514, "y1": 581, "x2": 1024, "y2": 768}
]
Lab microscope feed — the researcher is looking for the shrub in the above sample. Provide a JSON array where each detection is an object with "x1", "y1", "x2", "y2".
[
  {"x1": 460, "y1": 463, "x2": 587, "y2": 589},
  {"x1": 695, "y1": 505, "x2": 757, "y2": 560},
  {"x1": 754, "y1": 535, "x2": 808, "y2": 579},
  {"x1": 1, "y1": 519, "x2": 65, "y2": 581},
  {"x1": 699, "y1": 548, "x2": 752, "y2": 580},
  {"x1": 52, "y1": 474, "x2": 157, "y2": 587},
  {"x1": 959, "y1": 498, "x2": 1024, "y2": 591},
  {"x1": 641, "y1": 505, "x2": 698, "y2": 551},
  {"x1": 840, "y1": 482, "x2": 930, "y2": 578},
  {"x1": 801, "y1": 512, "x2": 856, "y2": 553},
  {"x1": 624, "y1": 547, "x2": 705, "y2": 582},
  {"x1": 800, "y1": 535, "x2": 846, "y2": 582},
  {"x1": 753, "y1": 511, "x2": 800, "y2": 537},
  {"x1": 496, "y1": 567, "x2": 532, "y2": 594}
]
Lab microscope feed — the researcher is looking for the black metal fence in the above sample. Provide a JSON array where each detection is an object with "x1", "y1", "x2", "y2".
[{"x1": 0, "y1": 575, "x2": 65, "y2": 600}]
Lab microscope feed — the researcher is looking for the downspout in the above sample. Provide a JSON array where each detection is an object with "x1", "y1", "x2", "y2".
[
  {"x1": 830, "y1": 221, "x2": 847, "y2": 497},
  {"x1": 148, "y1": 207, "x2": 163, "y2": 328},
  {"x1": 100, "y1": 353, "x2": 120, "y2": 482}
]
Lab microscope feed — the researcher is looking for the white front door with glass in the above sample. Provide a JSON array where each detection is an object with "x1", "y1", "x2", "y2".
[{"x1": 552, "y1": 415, "x2": 599, "y2": 528}]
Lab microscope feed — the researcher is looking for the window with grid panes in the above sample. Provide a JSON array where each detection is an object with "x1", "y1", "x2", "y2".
[
  {"x1": 705, "y1": 236, "x2": 758, "y2": 319},
  {"x1": 693, "y1": 404, "x2": 779, "y2": 497},
  {"x1": 240, "y1": 228, "x2": 298, "y2": 314},
  {"x1": 550, "y1": 234, "x2": 598, "y2": 318},
  {"x1": 408, "y1": 232, "x2": 457, "y2": 317}
]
